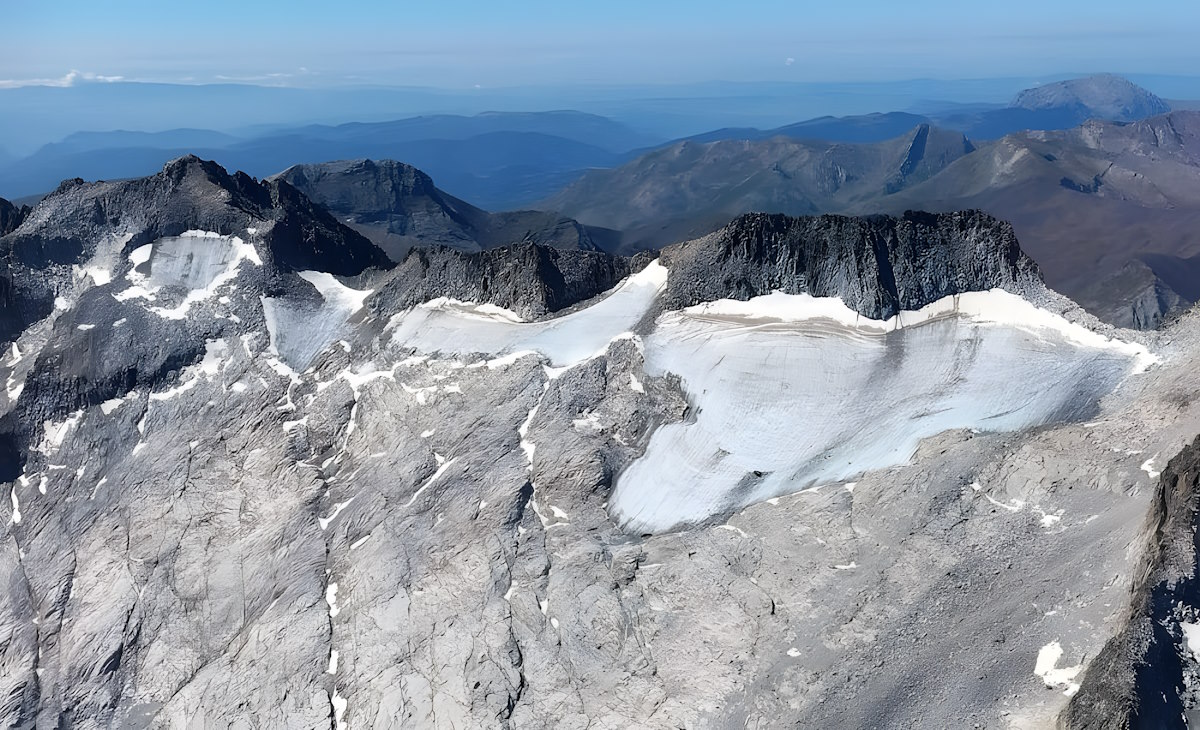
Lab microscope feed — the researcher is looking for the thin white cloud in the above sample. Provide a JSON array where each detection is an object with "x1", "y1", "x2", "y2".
[
  {"x1": 213, "y1": 68, "x2": 313, "y2": 84},
  {"x1": 0, "y1": 70, "x2": 124, "y2": 89}
]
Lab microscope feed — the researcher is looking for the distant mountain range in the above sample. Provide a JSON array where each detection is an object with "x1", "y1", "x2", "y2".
[
  {"x1": 0, "y1": 74, "x2": 1177, "y2": 210},
  {"x1": 549, "y1": 110, "x2": 1200, "y2": 329},
  {"x1": 0, "y1": 74, "x2": 1194, "y2": 328},
  {"x1": 545, "y1": 124, "x2": 975, "y2": 248},
  {"x1": 0, "y1": 112, "x2": 650, "y2": 209},
  {"x1": 874, "y1": 112, "x2": 1200, "y2": 329},
  {"x1": 274, "y1": 159, "x2": 621, "y2": 260},
  {"x1": 674, "y1": 74, "x2": 1175, "y2": 146}
]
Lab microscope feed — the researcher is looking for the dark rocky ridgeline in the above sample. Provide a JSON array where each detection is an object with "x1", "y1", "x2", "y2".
[
  {"x1": 0, "y1": 156, "x2": 390, "y2": 341},
  {"x1": 4, "y1": 155, "x2": 389, "y2": 281},
  {"x1": 1060, "y1": 437, "x2": 1200, "y2": 729},
  {"x1": 275, "y1": 159, "x2": 621, "y2": 260},
  {"x1": 658, "y1": 210, "x2": 1041, "y2": 319},
  {"x1": 0, "y1": 156, "x2": 393, "y2": 479},
  {"x1": 0, "y1": 197, "x2": 30, "y2": 237},
  {"x1": 370, "y1": 243, "x2": 644, "y2": 321}
]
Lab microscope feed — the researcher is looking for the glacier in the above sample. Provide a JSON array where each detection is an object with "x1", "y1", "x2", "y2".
[{"x1": 381, "y1": 263, "x2": 1152, "y2": 533}]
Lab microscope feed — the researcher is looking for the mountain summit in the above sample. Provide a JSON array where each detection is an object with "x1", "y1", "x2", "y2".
[
  {"x1": 275, "y1": 159, "x2": 621, "y2": 259},
  {"x1": 1012, "y1": 73, "x2": 1170, "y2": 121}
]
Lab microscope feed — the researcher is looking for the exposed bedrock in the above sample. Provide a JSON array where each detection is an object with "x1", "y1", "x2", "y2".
[
  {"x1": 1061, "y1": 435, "x2": 1200, "y2": 729},
  {"x1": 659, "y1": 210, "x2": 1041, "y2": 319}
]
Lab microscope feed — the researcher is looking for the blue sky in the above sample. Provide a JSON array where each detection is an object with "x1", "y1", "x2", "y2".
[{"x1": 3, "y1": 0, "x2": 1199, "y2": 87}]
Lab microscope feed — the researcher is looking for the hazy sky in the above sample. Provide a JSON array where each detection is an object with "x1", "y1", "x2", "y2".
[{"x1": 4, "y1": 0, "x2": 1200, "y2": 87}]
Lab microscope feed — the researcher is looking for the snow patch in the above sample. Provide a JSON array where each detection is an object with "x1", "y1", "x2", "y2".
[
  {"x1": 120, "y1": 232, "x2": 261, "y2": 319},
  {"x1": 40, "y1": 410, "x2": 83, "y2": 453},
  {"x1": 1034, "y1": 641, "x2": 1082, "y2": 696},
  {"x1": 331, "y1": 690, "x2": 347, "y2": 730},
  {"x1": 100, "y1": 396, "x2": 128, "y2": 415},
  {"x1": 149, "y1": 340, "x2": 228, "y2": 401},
  {"x1": 404, "y1": 457, "x2": 455, "y2": 508},
  {"x1": 325, "y1": 582, "x2": 341, "y2": 618},
  {"x1": 262, "y1": 274, "x2": 373, "y2": 370},
  {"x1": 128, "y1": 244, "x2": 153, "y2": 267},
  {"x1": 1141, "y1": 455, "x2": 1161, "y2": 480},
  {"x1": 1182, "y1": 622, "x2": 1200, "y2": 659},
  {"x1": 298, "y1": 271, "x2": 372, "y2": 313},
  {"x1": 389, "y1": 261, "x2": 668, "y2": 369},
  {"x1": 318, "y1": 498, "x2": 355, "y2": 531}
]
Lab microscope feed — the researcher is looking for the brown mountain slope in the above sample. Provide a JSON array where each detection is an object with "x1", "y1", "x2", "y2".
[
  {"x1": 544, "y1": 124, "x2": 974, "y2": 249},
  {"x1": 545, "y1": 112, "x2": 1200, "y2": 328}
]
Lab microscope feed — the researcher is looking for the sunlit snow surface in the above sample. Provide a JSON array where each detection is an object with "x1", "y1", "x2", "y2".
[
  {"x1": 387, "y1": 262, "x2": 669, "y2": 366},
  {"x1": 117, "y1": 231, "x2": 262, "y2": 318},
  {"x1": 262, "y1": 271, "x2": 373, "y2": 370},
  {"x1": 610, "y1": 290, "x2": 1151, "y2": 532},
  {"x1": 377, "y1": 260, "x2": 1150, "y2": 533}
]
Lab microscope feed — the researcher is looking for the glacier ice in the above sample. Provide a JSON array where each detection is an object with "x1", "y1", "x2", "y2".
[
  {"x1": 387, "y1": 261, "x2": 668, "y2": 368},
  {"x1": 378, "y1": 262, "x2": 1152, "y2": 534},
  {"x1": 262, "y1": 272, "x2": 373, "y2": 370},
  {"x1": 609, "y1": 291, "x2": 1151, "y2": 532}
]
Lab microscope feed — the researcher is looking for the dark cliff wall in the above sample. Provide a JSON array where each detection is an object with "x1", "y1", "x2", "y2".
[
  {"x1": 1060, "y1": 436, "x2": 1200, "y2": 730},
  {"x1": 659, "y1": 210, "x2": 1041, "y2": 320}
]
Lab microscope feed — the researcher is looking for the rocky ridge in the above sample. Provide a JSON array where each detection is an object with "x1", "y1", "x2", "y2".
[
  {"x1": 659, "y1": 210, "x2": 1040, "y2": 319},
  {"x1": 275, "y1": 159, "x2": 622, "y2": 260},
  {"x1": 0, "y1": 156, "x2": 1193, "y2": 729}
]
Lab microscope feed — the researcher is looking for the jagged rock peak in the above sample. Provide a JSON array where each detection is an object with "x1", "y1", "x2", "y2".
[
  {"x1": 659, "y1": 210, "x2": 1042, "y2": 320},
  {"x1": 373, "y1": 242, "x2": 645, "y2": 321},
  {"x1": 0, "y1": 197, "x2": 29, "y2": 237},
  {"x1": 3, "y1": 156, "x2": 391, "y2": 275}
]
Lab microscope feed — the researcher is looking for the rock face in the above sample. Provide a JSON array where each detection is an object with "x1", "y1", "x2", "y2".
[
  {"x1": 1012, "y1": 74, "x2": 1171, "y2": 122},
  {"x1": 1061, "y1": 435, "x2": 1200, "y2": 728},
  {"x1": 0, "y1": 155, "x2": 390, "y2": 342},
  {"x1": 371, "y1": 244, "x2": 643, "y2": 321},
  {"x1": 0, "y1": 156, "x2": 394, "y2": 479},
  {"x1": 659, "y1": 210, "x2": 1040, "y2": 319},
  {"x1": 0, "y1": 197, "x2": 28, "y2": 237},
  {"x1": 276, "y1": 159, "x2": 621, "y2": 260},
  {"x1": 0, "y1": 156, "x2": 1190, "y2": 730}
]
